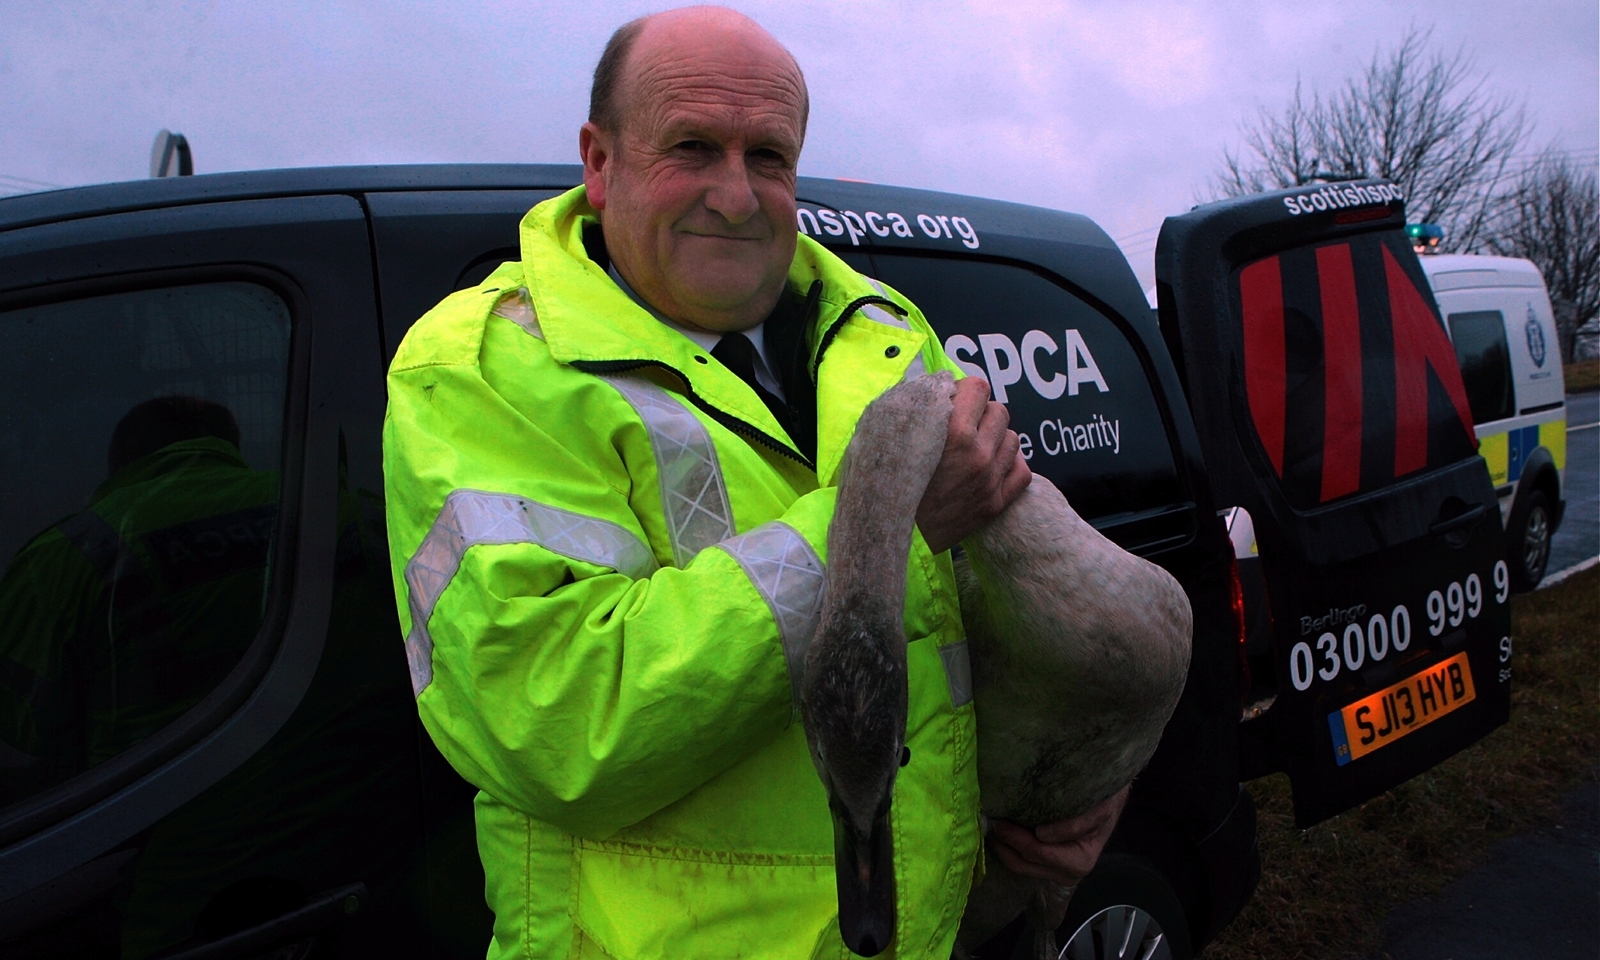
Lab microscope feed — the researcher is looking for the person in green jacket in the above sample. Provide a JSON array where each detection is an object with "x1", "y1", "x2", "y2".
[
  {"x1": 0, "y1": 395, "x2": 277, "y2": 804},
  {"x1": 0, "y1": 395, "x2": 425, "y2": 958},
  {"x1": 383, "y1": 8, "x2": 1124, "y2": 958}
]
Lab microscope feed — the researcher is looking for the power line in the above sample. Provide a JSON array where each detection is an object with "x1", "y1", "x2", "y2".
[
  {"x1": 1114, "y1": 225, "x2": 1161, "y2": 245},
  {"x1": 0, "y1": 172, "x2": 62, "y2": 189},
  {"x1": 0, "y1": 172, "x2": 63, "y2": 196},
  {"x1": 1118, "y1": 239, "x2": 1160, "y2": 260},
  {"x1": 1504, "y1": 147, "x2": 1599, "y2": 158}
]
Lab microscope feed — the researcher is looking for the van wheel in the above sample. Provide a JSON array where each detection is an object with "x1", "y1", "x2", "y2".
[
  {"x1": 1508, "y1": 490, "x2": 1552, "y2": 592},
  {"x1": 1049, "y1": 854, "x2": 1193, "y2": 960}
]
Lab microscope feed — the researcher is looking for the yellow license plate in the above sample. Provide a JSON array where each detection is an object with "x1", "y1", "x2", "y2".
[{"x1": 1329, "y1": 652, "x2": 1477, "y2": 765}]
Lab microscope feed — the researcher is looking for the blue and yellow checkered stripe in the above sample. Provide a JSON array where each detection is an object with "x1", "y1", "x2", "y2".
[{"x1": 1478, "y1": 420, "x2": 1566, "y2": 486}]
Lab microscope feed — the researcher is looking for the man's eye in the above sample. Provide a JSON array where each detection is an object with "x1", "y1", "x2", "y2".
[{"x1": 674, "y1": 140, "x2": 713, "y2": 153}]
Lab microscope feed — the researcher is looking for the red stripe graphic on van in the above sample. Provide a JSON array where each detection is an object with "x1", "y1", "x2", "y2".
[
  {"x1": 1384, "y1": 245, "x2": 1476, "y2": 476},
  {"x1": 1318, "y1": 244, "x2": 1363, "y2": 502},
  {"x1": 1240, "y1": 256, "x2": 1286, "y2": 476}
]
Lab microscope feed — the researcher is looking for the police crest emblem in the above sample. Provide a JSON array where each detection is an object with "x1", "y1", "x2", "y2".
[{"x1": 1525, "y1": 304, "x2": 1546, "y2": 368}]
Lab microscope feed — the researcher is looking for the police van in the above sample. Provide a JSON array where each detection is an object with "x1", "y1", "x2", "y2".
[
  {"x1": 0, "y1": 167, "x2": 1509, "y2": 960},
  {"x1": 1420, "y1": 253, "x2": 1568, "y2": 590}
]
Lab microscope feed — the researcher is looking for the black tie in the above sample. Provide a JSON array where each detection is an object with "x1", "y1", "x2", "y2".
[{"x1": 712, "y1": 332, "x2": 794, "y2": 439}]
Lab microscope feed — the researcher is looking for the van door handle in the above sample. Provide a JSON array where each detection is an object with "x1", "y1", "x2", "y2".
[{"x1": 1429, "y1": 504, "x2": 1487, "y2": 538}]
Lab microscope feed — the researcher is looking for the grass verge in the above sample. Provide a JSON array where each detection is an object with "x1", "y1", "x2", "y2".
[
  {"x1": 1203, "y1": 567, "x2": 1599, "y2": 960},
  {"x1": 1565, "y1": 359, "x2": 1599, "y2": 393}
]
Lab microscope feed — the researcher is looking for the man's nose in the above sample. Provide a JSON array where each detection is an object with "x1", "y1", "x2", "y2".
[{"x1": 703, "y1": 153, "x2": 760, "y2": 225}]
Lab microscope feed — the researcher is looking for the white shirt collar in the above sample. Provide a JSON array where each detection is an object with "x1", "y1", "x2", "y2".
[{"x1": 608, "y1": 265, "x2": 786, "y2": 401}]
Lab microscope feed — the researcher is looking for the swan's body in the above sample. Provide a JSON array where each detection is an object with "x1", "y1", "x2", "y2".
[
  {"x1": 952, "y1": 476, "x2": 1191, "y2": 956},
  {"x1": 802, "y1": 372, "x2": 1191, "y2": 959}
]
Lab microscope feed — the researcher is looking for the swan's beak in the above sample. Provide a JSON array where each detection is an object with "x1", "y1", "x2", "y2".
[{"x1": 829, "y1": 789, "x2": 896, "y2": 957}]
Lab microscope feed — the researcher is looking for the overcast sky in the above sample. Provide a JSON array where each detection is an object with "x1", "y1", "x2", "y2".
[{"x1": 2, "y1": 1, "x2": 1595, "y2": 289}]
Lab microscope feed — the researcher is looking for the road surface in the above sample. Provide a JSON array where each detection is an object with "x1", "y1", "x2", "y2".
[
  {"x1": 1368, "y1": 391, "x2": 1596, "y2": 959},
  {"x1": 1372, "y1": 774, "x2": 1599, "y2": 960},
  {"x1": 1546, "y1": 390, "x2": 1598, "y2": 581}
]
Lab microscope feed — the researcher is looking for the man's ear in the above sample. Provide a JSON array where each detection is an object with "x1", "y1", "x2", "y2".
[{"x1": 579, "y1": 122, "x2": 611, "y2": 211}]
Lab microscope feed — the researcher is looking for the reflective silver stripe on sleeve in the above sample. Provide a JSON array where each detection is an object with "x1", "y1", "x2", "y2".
[
  {"x1": 603, "y1": 376, "x2": 735, "y2": 568},
  {"x1": 862, "y1": 278, "x2": 927, "y2": 381},
  {"x1": 939, "y1": 641, "x2": 974, "y2": 709},
  {"x1": 403, "y1": 489, "x2": 658, "y2": 697},
  {"x1": 492, "y1": 286, "x2": 543, "y2": 340},
  {"x1": 717, "y1": 521, "x2": 826, "y2": 720}
]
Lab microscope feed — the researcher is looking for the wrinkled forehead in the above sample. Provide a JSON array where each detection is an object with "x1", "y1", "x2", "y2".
[{"x1": 623, "y1": 27, "x2": 807, "y2": 140}]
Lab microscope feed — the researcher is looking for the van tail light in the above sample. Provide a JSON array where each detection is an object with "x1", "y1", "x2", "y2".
[{"x1": 1228, "y1": 554, "x2": 1252, "y2": 700}]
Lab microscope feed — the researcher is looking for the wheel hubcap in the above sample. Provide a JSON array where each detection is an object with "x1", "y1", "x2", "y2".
[
  {"x1": 1059, "y1": 904, "x2": 1171, "y2": 960},
  {"x1": 1523, "y1": 505, "x2": 1550, "y2": 581}
]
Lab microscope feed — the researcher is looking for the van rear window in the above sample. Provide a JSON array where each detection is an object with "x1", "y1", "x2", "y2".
[{"x1": 1234, "y1": 231, "x2": 1478, "y2": 510}]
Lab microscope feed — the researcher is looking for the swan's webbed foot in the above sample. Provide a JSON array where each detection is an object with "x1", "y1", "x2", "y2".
[{"x1": 1027, "y1": 882, "x2": 1075, "y2": 960}]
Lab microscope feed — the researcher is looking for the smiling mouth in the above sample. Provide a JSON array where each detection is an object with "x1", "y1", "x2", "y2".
[{"x1": 681, "y1": 231, "x2": 766, "y2": 241}]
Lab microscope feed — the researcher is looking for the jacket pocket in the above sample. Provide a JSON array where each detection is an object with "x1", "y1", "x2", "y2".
[{"x1": 572, "y1": 841, "x2": 849, "y2": 960}]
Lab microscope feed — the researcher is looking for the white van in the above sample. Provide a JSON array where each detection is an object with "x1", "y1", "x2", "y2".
[{"x1": 1421, "y1": 253, "x2": 1567, "y2": 589}]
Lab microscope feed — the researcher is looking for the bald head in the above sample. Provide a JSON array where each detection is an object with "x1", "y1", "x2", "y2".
[
  {"x1": 590, "y1": 7, "x2": 809, "y2": 138},
  {"x1": 578, "y1": 7, "x2": 810, "y2": 333}
]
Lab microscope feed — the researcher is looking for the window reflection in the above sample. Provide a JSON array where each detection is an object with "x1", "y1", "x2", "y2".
[
  {"x1": 0, "y1": 397, "x2": 277, "y2": 802},
  {"x1": 0, "y1": 281, "x2": 291, "y2": 810}
]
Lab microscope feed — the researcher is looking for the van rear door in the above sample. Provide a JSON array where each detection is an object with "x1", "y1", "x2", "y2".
[{"x1": 1156, "y1": 182, "x2": 1512, "y2": 827}]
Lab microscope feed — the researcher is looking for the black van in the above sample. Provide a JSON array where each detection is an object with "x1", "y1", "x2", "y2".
[
  {"x1": 0, "y1": 167, "x2": 1506, "y2": 960},
  {"x1": 1158, "y1": 183, "x2": 1512, "y2": 828}
]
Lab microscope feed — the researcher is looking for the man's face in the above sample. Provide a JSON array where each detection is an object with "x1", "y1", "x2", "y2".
[{"x1": 581, "y1": 20, "x2": 805, "y2": 333}]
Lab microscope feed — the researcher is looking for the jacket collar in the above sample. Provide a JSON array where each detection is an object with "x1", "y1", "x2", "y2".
[
  {"x1": 92, "y1": 437, "x2": 250, "y2": 505},
  {"x1": 517, "y1": 186, "x2": 928, "y2": 482}
]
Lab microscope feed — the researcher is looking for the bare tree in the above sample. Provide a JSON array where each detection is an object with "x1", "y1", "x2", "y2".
[
  {"x1": 1487, "y1": 151, "x2": 1600, "y2": 363},
  {"x1": 1215, "y1": 82, "x2": 1321, "y2": 194},
  {"x1": 1213, "y1": 29, "x2": 1528, "y2": 251}
]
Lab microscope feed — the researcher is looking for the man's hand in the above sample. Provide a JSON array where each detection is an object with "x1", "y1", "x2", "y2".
[
  {"x1": 915, "y1": 377, "x2": 1031, "y2": 554},
  {"x1": 989, "y1": 786, "x2": 1129, "y2": 887}
]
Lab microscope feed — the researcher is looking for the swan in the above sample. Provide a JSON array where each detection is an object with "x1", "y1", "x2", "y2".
[{"x1": 801, "y1": 371, "x2": 1192, "y2": 959}]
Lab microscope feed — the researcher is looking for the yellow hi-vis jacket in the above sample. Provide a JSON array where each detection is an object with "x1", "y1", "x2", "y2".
[{"x1": 383, "y1": 186, "x2": 979, "y2": 960}]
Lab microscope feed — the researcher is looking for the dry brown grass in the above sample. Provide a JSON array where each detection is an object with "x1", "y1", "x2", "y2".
[
  {"x1": 1566, "y1": 359, "x2": 1599, "y2": 393},
  {"x1": 1203, "y1": 567, "x2": 1600, "y2": 960}
]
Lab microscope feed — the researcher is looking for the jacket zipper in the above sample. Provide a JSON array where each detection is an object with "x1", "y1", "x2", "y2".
[{"x1": 809, "y1": 295, "x2": 909, "y2": 382}]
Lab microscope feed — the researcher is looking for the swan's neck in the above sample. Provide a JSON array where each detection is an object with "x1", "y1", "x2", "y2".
[{"x1": 826, "y1": 448, "x2": 925, "y2": 626}]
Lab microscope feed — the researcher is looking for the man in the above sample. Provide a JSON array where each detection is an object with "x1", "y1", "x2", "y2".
[{"x1": 383, "y1": 8, "x2": 1123, "y2": 957}]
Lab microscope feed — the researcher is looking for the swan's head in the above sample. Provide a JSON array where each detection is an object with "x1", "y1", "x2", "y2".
[
  {"x1": 808, "y1": 726, "x2": 902, "y2": 957},
  {"x1": 803, "y1": 613, "x2": 908, "y2": 956}
]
